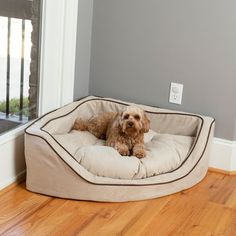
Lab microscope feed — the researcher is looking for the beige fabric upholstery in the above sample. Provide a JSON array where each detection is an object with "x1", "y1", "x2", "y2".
[
  {"x1": 25, "y1": 96, "x2": 215, "y2": 202},
  {"x1": 54, "y1": 130, "x2": 193, "y2": 179}
]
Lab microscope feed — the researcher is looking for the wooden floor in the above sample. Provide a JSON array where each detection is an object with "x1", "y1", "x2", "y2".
[{"x1": 0, "y1": 172, "x2": 236, "y2": 236}]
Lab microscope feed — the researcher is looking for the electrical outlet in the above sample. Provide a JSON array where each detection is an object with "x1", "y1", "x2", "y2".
[{"x1": 169, "y1": 82, "x2": 184, "y2": 105}]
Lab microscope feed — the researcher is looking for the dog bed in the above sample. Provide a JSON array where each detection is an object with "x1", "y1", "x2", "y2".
[{"x1": 25, "y1": 96, "x2": 215, "y2": 202}]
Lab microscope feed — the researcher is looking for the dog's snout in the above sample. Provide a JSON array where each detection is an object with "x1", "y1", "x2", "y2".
[{"x1": 127, "y1": 121, "x2": 134, "y2": 127}]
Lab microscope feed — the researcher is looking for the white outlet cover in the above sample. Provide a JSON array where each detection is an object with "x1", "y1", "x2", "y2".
[{"x1": 169, "y1": 82, "x2": 184, "y2": 105}]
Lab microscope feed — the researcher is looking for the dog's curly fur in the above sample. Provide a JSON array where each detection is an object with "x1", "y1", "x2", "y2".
[{"x1": 73, "y1": 106, "x2": 150, "y2": 158}]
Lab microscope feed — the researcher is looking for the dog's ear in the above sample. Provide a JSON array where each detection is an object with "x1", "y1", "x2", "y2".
[
  {"x1": 118, "y1": 112, "x2": 125, "y2": 132},
  {"x1": 141, "y1": 113, "x2": 150, "y2": 133},
  {"x1": 113, "y1": 112, "x2": 123, "y2": 130},
  {"x1": 106, "y1": 113, "x2": 122, "y2": 138}
]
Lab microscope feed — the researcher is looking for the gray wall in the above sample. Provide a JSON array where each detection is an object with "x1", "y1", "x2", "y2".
[
  {"x1": 89, "y1": 0, "x2": 236, "y2": 140},
  {"x1": 74, "y1": 0, "x2": 93, "y2": 100}
]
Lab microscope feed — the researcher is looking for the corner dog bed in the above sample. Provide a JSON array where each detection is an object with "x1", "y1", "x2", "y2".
[{"x1": 25, "y1": 96, "x2": 215, "y2": 202}]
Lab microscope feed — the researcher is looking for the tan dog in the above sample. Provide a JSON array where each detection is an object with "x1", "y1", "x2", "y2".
[{"x1": 73, "y1": 106, "x2": 150, "y2": 158}]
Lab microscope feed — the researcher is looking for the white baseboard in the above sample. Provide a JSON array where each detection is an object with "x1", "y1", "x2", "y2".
[
  {"x1": 0, "y1": 130, "x2": 26, "y2": 191},
  {"x1": 0, "y1": 170, "x2": 26, "y2": 190},
  {"x1": 209, "y1": 138, "x2": 236, "y2": 172}
]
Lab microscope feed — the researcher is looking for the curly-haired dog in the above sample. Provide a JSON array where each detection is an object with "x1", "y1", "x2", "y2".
[{"x1": 73, "y1": 106, "x2": 150, "y2": 158}]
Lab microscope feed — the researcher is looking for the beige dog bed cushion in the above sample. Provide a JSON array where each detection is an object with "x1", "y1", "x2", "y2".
[
  {"x1": 25, "y1": 96, "x2": 215, "y2": 202},
  {"x1": 54, "y1": 130, "x2": 193, "y2": 180}
]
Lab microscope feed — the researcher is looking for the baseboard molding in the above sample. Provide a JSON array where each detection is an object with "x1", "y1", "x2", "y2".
[
  {"x1": 0, "y1": 130, "x2": 26, "y2": 191},
  {"x1": 209, "y1": 137, "x2": 236, "y2": 172},
  {"x1": 0, "y1": 171, "x2": 26, "y2": 195},
  {"x1": 208, "y1": 167, "x2": 236, "y2": 176},
  {"x1": 0, "y1": 170, "x2": 26, "y2": 191}
]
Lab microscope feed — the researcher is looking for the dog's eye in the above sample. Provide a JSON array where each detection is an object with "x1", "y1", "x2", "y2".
[
  {"x1": 134, "y1": 115, "x2": 140, "y2": 120},
  {"x1": 124, "y1": 114, "x2": 129, "y2": 119}
]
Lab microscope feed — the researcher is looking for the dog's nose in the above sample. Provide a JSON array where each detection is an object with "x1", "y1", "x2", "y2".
[{"x1": 127, "y1": 121, "x2": 134, "y2": 127}]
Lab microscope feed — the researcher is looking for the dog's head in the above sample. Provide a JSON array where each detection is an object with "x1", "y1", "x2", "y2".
[{"x1": 118, "y1": 106, "x2": 150, "y2": 135}]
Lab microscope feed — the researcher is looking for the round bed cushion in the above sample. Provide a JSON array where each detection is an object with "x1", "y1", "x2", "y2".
[{"x1": 53, "y1": 129, "x2": 194, "y2": 180}]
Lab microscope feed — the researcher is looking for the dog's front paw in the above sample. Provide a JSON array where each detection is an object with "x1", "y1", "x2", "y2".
[
  {"x1": 133, "y1": 149, "x2": 146, "y2": 158},
  {"x1": 115, "y1": 143, "x2": 130, "y2": 156},
  {"x1": 133, "y1": 144, "x2": 146, "y2": 158}
]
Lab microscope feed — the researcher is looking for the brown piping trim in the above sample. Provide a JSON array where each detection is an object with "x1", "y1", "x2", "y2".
[
  {"x1": 26, "y1": 97, "x2": 205, "y2": 173},
  {"x1": 41, "y1": 98, "x2": 205, "y2": 129},
  {"x1": 25, "y1": 120, "x2": 215, "y2": 186},
  {"x1": 41, "y1": 98, "x2": 204, "y2": 173},
  {"x1": 30, "y1": 98, "x2": 205, "y2": 174},
  {"x1": 25, "y1": 97, "x2": 215, "y2": 186}
]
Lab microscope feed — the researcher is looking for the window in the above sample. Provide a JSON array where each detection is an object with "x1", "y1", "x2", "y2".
[{"x1": 0, "y1": 0, "x2": 41, "y2": 135}]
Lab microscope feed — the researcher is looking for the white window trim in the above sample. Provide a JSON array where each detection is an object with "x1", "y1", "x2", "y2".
[
  {"x1": 39, "y1": 0, "x2": 78, "y2": 115},
  {"x1": 0, "y1": 0, "x2": 78, "y2": 143}
]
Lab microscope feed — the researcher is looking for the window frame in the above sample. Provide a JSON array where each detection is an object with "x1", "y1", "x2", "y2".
[{"x1": 0, "y1": 0, "x2": 78, "y2": 143}]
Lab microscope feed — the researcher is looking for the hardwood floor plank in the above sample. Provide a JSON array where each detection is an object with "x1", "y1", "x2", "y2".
[
  {"x1": 77, "y1": 201, "x2": 148, "y2": 236},
  {"x1": 139, "y1": 192, "x2": 208, "y2": 236},
  {"x1": 209, "y1": 175, "x2": 236, "y2": 205},
  {"x1": 0, "y1": 172, "x2": 236, "y2": 235},
  {"x1": 120, "y1": 197, "x2": 171, "y2": 236},
  {"x1": 0, "y1": 184, "x2": 52, "y2": 234},
  {"x1": 189, "y1": 202, "x2": 236, "y2": 236},
  {"x1": 180, "y1": 172, "x2": 236, "y2": 206},
  {"x1": 50, "y1": 202, "x2": 121, "y2": 236},
  {"x1": 2, "y1": 199, "x2": 88, "y2": 236},
  {"x1": 225, "y1": 188, "x2": 236, "y2": 210},
  {"x1": 215, "y1": 207, "x2": 236, "y2": 236}
]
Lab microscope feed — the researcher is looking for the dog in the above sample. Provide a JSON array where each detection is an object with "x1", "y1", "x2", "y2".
[{"x1": 73, "y1": 106, "x2": 150, "y2": 158}]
